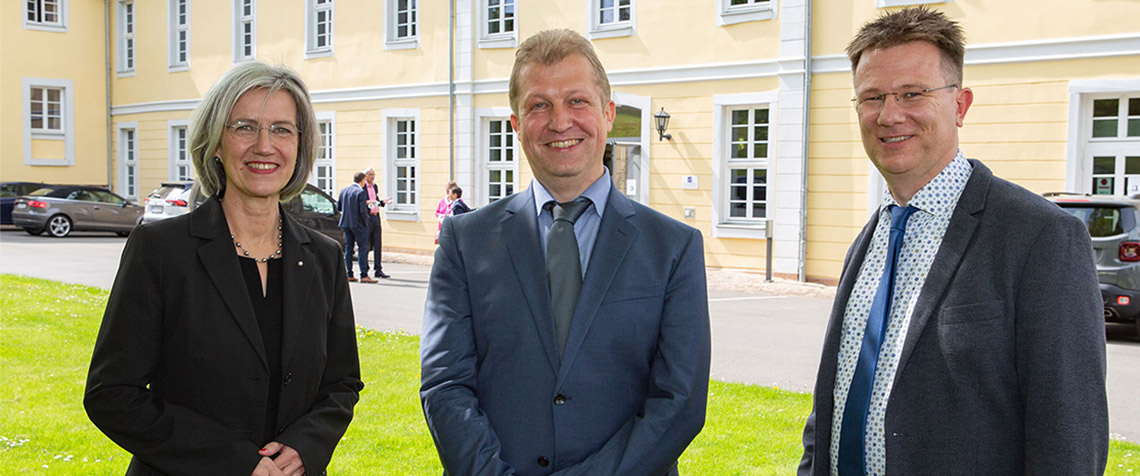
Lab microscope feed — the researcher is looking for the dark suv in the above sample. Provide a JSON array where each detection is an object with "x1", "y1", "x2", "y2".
[{"x1": 1047, "y1": 192, "x2": 1140, "y2": 336}]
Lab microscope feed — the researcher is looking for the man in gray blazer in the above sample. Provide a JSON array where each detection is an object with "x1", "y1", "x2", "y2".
[
  {"x1": 798, "y1": 7, "x2": 1108, "y2": 475},
  {"x1": 420, "y1": 29, "x2": 710, "y2": 475}
]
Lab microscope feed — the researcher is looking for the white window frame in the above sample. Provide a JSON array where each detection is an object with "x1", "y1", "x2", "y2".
[
  {"x1": 1066, "y1": 80, "x2": 1140, "y2": 196},
  {"x1": 117, "y1": 0, "x2": 136, "y2": 76},
  {"x1": 119, "y1": 123, "x2": 140, "y2": 200},
  {"x1": 168, "y1": 0, "x2": 190, "y2": 71},
  {"x1": 478, "y1": 0, "x2": 517, "y2": 49},
  {"x1": 586, "y1": 0, "x2": 634, "y2": 40},
  {"x1": 310, "y1": 111, "x2": 337, "y2": 197},
  {"x1": 712, "y1": 92, "x2": 778, "y2": 240},
  {"x1": 25, "y1": 0, "x2": 68, "y2": 33},
  {"x1": 382, "y1": 109, "x2": 420, "y2": 220},
  {"x1": 384, "y1": 0, "x2": 418, "y2": 50},
  {"x1": 168, "y1": 120, "x2": 192, "y2": 181},
  {"x1": 305, "y1": 0, "x2": 334, "y2": 58},
  {"x1": 22, "y1": 77, "x2": 75, "y2": 166},
  {"x1": 475, "y1": 108, "x2": 520, "y2": 206},
  {"x1": 878, "y1": 0, "x2": 949, "y2": 7},
  {"x1": 717, "y1": 0, "x2": 775, "y2": 27},
  {"x1": 233, "y1": 0, "x2": 255, "y2": 62}
]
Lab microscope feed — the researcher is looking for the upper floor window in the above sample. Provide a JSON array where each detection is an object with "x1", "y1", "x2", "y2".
[
  {"x1": 588, "y1": 0, "x2": 634, "y2": 40},
  {"x1": 305, "y1": 0, "x2": 334, "y2": 57},
  {"x1": 29, "y1": 87, "x2": 64, "y2": 133},
  {"x1": 233, "y1": 0, "x2": 255, "y2": 62},
  {"x1": 118, "y1": 0, "x2": 135, "y2": 75},
  {"x1": 479, "y1": 0, "x2": 516, "y2": 48},
  {"x1": 169, "y1": 0, "x2": 190, "y2": 70},
  {"x1": 25, "y1": 0, "x2": 67, "y2": 32},
  {"x1": 717, "y1": 0, "x2": 774, "y2": 26},
  {"x1": 385, "y1": 0, "x2": 418, "y2": 50}
]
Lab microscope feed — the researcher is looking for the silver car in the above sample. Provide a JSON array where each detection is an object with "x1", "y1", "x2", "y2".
[
  {"x1": 1048, "y1": 192, "x2": 1140, "y2": 336},
  {"x1": 141, "y1": 181, "x2": 195, "y2": 225},
  {"x1": 12, "y1": 185, "x2": 143, "y2": 237}
]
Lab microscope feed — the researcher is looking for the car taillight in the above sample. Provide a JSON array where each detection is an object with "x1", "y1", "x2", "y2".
[
  {"x1": 1118, "y1": 296, "x2": 1132, "y2": 306},
  {"x1": 1120, "y1": 242, "x2": 1140, "y2": 262},
  {"x1": 27, "y1": 200, "x2": 48, "y2": 209},
  {"x1": 167, "y1": 199, "x2": 188, "y2": 207}
]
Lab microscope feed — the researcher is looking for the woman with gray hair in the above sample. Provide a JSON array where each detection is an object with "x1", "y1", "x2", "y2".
[{"x1": 85, "y1": 62, "x2": 363, "y2": 476}]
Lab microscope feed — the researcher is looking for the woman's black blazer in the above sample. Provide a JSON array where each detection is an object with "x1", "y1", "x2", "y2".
[{"x1": 85, "y1": 197, "x2": 364, "y2": 476}]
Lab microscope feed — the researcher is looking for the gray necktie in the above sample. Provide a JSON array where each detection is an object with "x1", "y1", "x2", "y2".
[{"x1": 546, "y1": 199, "x2": 590, "y2": 358}]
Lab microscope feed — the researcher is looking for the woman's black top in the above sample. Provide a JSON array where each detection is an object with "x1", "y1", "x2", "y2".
[{"x1": 238, "y1": 256, "x2": 284, "y2": 445}]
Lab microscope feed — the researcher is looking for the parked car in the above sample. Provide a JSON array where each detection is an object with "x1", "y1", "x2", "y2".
[
  {"x1": 140, "y1": 181, "x2": 194, "y2": 225},
  {"x1": 1, "y1": 182, "x2": 50, "y2": 225},
  {"x1": 12, "y1": 185, "x2": 143, "y2": 237},
  {"x1": 1047, "y1": 192, "x2": 1140, "y2": 336},
  {"x1": 187, "y1": 183, "x2": 344, "y2": 246}
]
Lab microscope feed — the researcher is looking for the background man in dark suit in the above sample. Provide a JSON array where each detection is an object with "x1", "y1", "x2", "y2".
[
  {"x1": 798, "y1": 7, "x2": 1108, "y2": 476},
  {"x1": 362, "y1": 168, "x2": 392, "y2": 279},
  {"x1": 337, "y1": 172, "x2": 374, "y2": 283},
  {"x1": 420, "y1": 29, "x2": 710, "y2": 476}
]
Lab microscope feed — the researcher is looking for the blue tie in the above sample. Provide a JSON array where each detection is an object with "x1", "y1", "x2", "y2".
[{"x1": 838, "y1": 205, "x2": 917, "y2": 476}]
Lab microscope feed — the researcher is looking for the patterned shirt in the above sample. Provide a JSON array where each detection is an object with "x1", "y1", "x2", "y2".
[{"x1": 829, "y1": 152, "x2": 972, "y2": 476}]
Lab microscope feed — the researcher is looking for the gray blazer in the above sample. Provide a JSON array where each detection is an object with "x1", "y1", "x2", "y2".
[
  {"x1": 798, "y1": 160, "x2": 1108, "y2": 475},
  {"x1": 420, "y1": 184, "x2": 711, "y2": 476}
]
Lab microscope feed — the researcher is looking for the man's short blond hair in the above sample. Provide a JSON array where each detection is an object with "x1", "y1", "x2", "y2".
[
  {"x1": 846, "y1": 7, "x2": 966, "y2": 85},
  {"x1": 508, "y1": 29, "x2": 611, "y2": 114}
]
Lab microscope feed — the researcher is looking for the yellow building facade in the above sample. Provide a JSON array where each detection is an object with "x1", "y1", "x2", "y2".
[{"x1": 3, "y1": 0, "x2": 1138, "y2": 283}]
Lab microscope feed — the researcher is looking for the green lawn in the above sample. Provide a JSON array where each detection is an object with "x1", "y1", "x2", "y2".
[{"x1": 1, "y1": 275, "x2": 1137, "y2": 474}]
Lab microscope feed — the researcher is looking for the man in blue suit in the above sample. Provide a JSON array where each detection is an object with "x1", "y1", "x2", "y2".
[
  {"x1": 420, "y1": 29, "x2": 710, "y2": 476},
  {"x1": 337, "y1": 171, "x2": 375, "y2": 283}
]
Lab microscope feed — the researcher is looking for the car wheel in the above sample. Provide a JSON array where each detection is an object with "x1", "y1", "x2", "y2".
[
  {"x1": 24, "y1": 227, "x2": 43, "y2": 236},
  {"x1": 47, "y1": 214, "x2": 72, "y2": 237}
]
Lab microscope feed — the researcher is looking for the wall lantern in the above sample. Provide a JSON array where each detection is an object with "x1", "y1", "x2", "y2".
[{"x1": 654, "y1": 107, "x2": 672, "y2": 141}]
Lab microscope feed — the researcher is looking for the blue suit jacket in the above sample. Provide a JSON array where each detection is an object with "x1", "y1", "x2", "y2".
[
  {"x1": 798, "y1": 161, "x2": 1108, "y2": 475},
  {"x1": 420, "y1": 184, "x2": 711, "y2": 476},
  {"x1": 336, "y1": 184, "x2": 368, "y2": 230}
]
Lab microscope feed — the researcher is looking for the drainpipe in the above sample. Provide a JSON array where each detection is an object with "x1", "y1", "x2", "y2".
[
  {"x1": 105, "y1": 0, "x2": 114, "y2": 189},
  {"x1": 448, "y1": 0, "x2": 455, "y2": 180},
  {"x1": 797, "y1": 0, "x2": 813, "y2": 282}
]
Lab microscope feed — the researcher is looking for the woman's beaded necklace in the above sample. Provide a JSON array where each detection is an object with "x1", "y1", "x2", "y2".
[{"x1": 232, "y1": 216, "x2": 283, "y2": 263}]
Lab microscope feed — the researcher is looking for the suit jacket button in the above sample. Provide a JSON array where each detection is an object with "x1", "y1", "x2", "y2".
[
  {"x1": 553, "y1": 394, "x2": 566, "y2": 405},
  {"x1": 283, "y1": 373, "x2": 293, "y2": 385},
  {"x1": 536, "y1": 456, "x2": 550, "y2": 467}
]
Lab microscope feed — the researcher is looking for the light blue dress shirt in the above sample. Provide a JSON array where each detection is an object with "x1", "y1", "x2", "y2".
[{"x1": 531, "y1": 171, "x2": 611, "y2": 278}]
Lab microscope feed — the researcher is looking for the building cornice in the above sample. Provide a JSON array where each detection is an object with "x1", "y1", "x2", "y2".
[{"x1": 110, "y1": 33, "x2": 1140, "y2": 115}]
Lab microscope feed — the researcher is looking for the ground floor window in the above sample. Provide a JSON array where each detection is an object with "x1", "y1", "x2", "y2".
[{"x1": 383, "y1": 109, "x2": 420, "y2": 220}]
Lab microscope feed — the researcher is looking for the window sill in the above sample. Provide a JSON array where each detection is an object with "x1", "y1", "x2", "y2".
[
  {"x1": 31, "y1": 131, "x2": 66, "y2": 140},
  {"x1": 878, "y1": 0, "x2": 949, "y2": 7},
  {"x1": 116, "y1": 70, "x2": 136, "y2": 78},
  {"x1": 304, "y1": 48, "x2": 334, "y2": 59},
  {"x1": 384, "y1": 38, "x2": 419, "y2": 51},
  {"x1": 718, "y1": 6, "x2": 774, "y2": 26},
  {"x1": 168, "y1": 63, "x2": 189, "y2": 73},
  {"x1": 587, "y1": 23, "x2": 634, "y2": 40},
  {"x1": 712, "y1": 222, "x2": 770, "y2": 240},
  {"x1": 385, "y1": 209, "x2": 419, "y2": 222},
  {"x1": 24, "y1": 23, "x2": 67, "y2": 33},
  {"x1": 478, "y1": 35, "x2": 517, "y2": 49}
]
